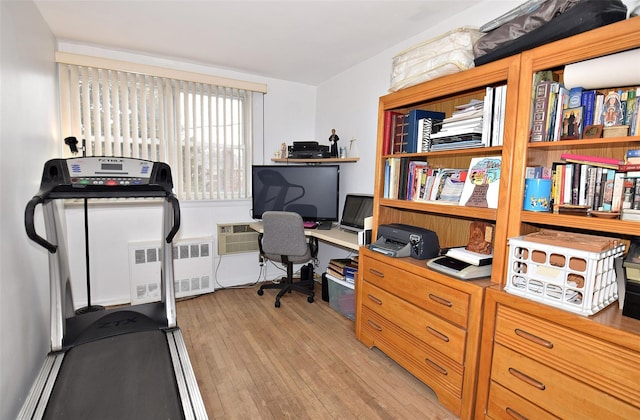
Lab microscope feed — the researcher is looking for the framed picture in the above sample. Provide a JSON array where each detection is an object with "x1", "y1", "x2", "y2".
[
  {"x1": 583, "y1": 124, "x2": 604, "y2": 139},
  {"x1": 560, "y1": 106, "x2": 584, "y2": 140}
]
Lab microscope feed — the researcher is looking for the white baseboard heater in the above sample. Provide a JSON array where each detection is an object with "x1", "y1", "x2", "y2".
[{"x1": 128, "y1": 237, "x2": 214, "y2": 304}]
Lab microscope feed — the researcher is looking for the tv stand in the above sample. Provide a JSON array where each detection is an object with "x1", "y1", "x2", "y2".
[{"x1": 316, "y1": 221, "x2": 333, "y2": 230}]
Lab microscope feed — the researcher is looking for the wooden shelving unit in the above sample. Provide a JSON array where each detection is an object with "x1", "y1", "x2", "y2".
[
  {"x1": 355, "y1": 52, "x2": 521, "y2": 419},
  {"x1": 356, "y1": 16, "x2": 640, "y2": 420},
  {"x1": 475, "y1": 17, "x2": 640, "y2": 419}
]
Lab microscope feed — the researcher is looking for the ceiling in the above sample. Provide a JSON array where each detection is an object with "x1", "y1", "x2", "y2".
[{"x1": 34, "y1": 0, "x2": 486, "y2": 86}]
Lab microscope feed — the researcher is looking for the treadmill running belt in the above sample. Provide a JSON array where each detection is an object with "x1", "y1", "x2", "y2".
[{"x1": 43, "y1": 330, "x2": 184, "y2": 419}]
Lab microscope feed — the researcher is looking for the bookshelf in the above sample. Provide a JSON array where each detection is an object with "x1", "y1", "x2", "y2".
[
  {"x1": 355, "y1": 53, "x2": 521, "y2": 419},
  {"x1": 475, "y1": 17, "x2": 640, "y2": 418},
  {"x1": 357, "y1": 16, "x2": 640, "y2": 420}
]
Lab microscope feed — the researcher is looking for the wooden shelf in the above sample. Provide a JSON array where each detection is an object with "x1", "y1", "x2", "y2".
[{"x1": 270, "y1": 157, "x2": 359, "y2": 163}]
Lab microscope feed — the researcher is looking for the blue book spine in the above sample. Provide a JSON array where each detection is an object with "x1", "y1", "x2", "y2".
[
  {"x1": 581, "y1": 90, "x2": 596, "y2": 130},
  {"x1": 407, "y1": 110, "x2": 445, "y2": 153},
  {"x1": 568, "y1": 87, "x2": 583, "y2": 109}
]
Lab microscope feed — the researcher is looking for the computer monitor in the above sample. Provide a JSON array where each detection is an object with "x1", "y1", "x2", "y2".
[
  {"x1": 340, "y1": 194, "x2": 373, "y2": 232},
  {"x1": 251, "y1": 165, "x2": 340, "y2": 227}
]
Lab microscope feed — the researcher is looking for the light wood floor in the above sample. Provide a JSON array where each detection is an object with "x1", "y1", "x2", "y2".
[{"x1": 177, "y1": 283, "x2": 457, "y2": 419}]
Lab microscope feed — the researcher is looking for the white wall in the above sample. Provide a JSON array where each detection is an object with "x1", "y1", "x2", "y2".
[
  {"x1": 55, "y1": 43, "x2": 320, "y2": 306},
  {"x1": 0, "y1": 2, "x2": 59, "y2": 418}
]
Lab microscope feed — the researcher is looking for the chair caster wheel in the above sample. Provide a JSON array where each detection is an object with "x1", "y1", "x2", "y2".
[
  {"x1": 275, "y1": 300, "x2": 281, "y2": 308},
  {"x1": 307, "y1": 296, "x2": 314, "y2": 303},
  {"x1": 257, "y1": 289, "x2": 264, "y2": 296}
]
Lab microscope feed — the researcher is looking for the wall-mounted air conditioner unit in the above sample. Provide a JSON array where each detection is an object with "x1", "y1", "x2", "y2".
[{"x1": 217, "y1": 223, "x2": 259, "y2": 255}]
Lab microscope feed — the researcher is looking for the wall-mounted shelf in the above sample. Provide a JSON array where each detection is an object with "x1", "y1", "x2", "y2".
[{"x1": 271, "y1": 157, "x2": 359, "y2": 164}]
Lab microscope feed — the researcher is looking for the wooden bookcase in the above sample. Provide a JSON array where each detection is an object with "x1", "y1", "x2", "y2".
[
  {"x1": 355, "y1": 53, "x2": 521, "y2": 419},
  {"x1": 356, "y1": 16, "x2": 640, "y2": 420},
  {"x1": 475, "y1": 17, "x2": 640, "y2": 419}
]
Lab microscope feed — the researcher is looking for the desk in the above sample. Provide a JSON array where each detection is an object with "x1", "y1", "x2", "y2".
[{"x1": 249, "y1": 222, "x2": 360, "y2": 252}]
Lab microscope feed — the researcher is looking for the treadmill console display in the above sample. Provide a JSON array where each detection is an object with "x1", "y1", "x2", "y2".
[{"x1": 66, "y1": 157, "x2": 152, "y2": 186}]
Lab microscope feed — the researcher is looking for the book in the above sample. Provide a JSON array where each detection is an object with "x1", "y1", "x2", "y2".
[
  {"x1": 611, "y1": 171, "x2": 626, "y2": 213},
  {"x1": 560, "y1": 106, "x2": 583, "y2": 140},
  {"x1": 405, "y1": 109, "x2": 445, "y2": 153},
  {"x1": 552, "y1": 85, "x2": 570, "y2": 141},
  {"x1": 601, "y1": 90, "x2": 625, "y2": 127},
  {"x1": 493, "y1": 84, "x2": 507, "y2": 145},
  {"x1": 581, "y1": 90, "x2": 596, "y2": 130},
  {"x1": 568, "y1": 86, "x2": 583, "y2": 109},
  {"x1": 601, "y1": 169, "x2": 616, "y2": 211},
  {"x1": 417, "y1": 117, "x2": 439, "y2": 152},
  {"x1": 623, "y1": 88, "x2": 636, "y2": 127},
  {"x1": 446, "y1": 247, "x2": 493, "y2": 266},
  {"x1": 459, "y1": 156, "x2": 502, "y2": 208},
  {"x1": 530, "y1": 80, "x2": 554, "y2": 142},
  {"x1": 560, "y1": 153, "x2": 624, "y2": 170},
  {"x1": 481, "y1": 86, "x2": 494, "y2": 146},
  {"x1": 429, "y1": 169, "x2": 467, "y2": 203},
  {"x1": 391, "y1": 113, "x2": 408, "y2": 154},
  {"x1": 383, "y1": 111, "x2": 403, "y2": 154}
]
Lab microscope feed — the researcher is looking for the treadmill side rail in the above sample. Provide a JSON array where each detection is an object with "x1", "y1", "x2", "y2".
[
  {"x1": 17, "y1": 352, "x2": 65, "y2": 420},
  {"x1": 167, "y1": 328, "x2": 208, "y2": 420}
]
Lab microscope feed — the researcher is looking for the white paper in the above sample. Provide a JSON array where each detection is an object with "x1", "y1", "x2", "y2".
[{"x1": 563, "y1": 48, "x2": 640, "y2": 89}]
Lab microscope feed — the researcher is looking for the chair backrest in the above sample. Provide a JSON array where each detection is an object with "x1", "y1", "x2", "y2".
[{"x1": 261, "y1": 211, "x2": 308, "y2": 258}]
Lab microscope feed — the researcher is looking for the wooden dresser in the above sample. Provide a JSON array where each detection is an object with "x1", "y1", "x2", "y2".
[
  {"x1": 355, "y1": 247, "x2": 492, "y2": 419},
  {"x1": 478, "y1": 286, "x2": 640, "y2": 419}
]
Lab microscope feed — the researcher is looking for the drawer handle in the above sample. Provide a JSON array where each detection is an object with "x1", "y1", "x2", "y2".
[
  {"x1": 367, "y1": 294, "x2": 383, "y2": 305},
  {"x1": 368, "y1": 268, "x2": 384, "y2": 278},
  {"x1": 505, "y1": 407, "x2": 528, "y2": 420},
  {"x1": 428, "y1": 293, "x2": 452, "y2": 307},
  {"x1": 367, "y1": 319, "x2": 382, "y2": 331},
  {"x1": 514, "y1": 328, "x2": 554, "y2": 349},
  {"x1": 424, "y1": 358, "x2": 448, "y2": 376},
  {"x1": 426, "y1": 326, "x2": 450, "y2": 342},
  {"x1": 508, "y1": 367, "x2": 545, "y2": 391}
]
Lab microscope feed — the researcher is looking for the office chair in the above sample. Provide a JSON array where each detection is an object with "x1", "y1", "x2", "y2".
[{"x1": 257, "y1": 211, "x2": 318, "y2": 308}]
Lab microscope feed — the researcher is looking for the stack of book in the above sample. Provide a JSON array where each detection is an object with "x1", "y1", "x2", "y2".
[
  {"x1": 429, "y1": 100, "x2": 484, "y2": 151},
  {"x1": 382, "y1": 109, "x2": 445, "y2": 154},
  {"x1": 525, "y1": 152, "x2": 640, "y2": 215},
  {"x1": 529, "y1": 74, "x2": 640, "y2": 142},
  {"x1": 326, "y1": 257, "x2": 358, "y2": 284}
]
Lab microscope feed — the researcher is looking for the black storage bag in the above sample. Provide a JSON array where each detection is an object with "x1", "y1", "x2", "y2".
[{"x1": 474, "y1": 0, "x2": 627, "y2": 66}]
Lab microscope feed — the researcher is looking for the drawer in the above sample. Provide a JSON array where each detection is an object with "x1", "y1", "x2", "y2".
[
  {"x1": 362, "y1": 281, "x2": 467, "y2": 364},
  {"x1": 491, "y1": 343, "x2": 639, "y2": 419},
  {"x1": 495, "y1": 305, "x2": 640, "y2": 408},
  {"x1": 361, "y1": 306, "x2": 463, "y2": 416},
  {"x1": 362, "y1": 254, "x2": 470, "y2": 327},
  {"x1": 486, "y1": 381, "x2": 558, "y2": 420}
]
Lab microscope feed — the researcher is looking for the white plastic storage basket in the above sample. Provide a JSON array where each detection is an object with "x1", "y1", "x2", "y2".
[{"x1": 505, "y1": 235, "x2": 625, "y2": 316}]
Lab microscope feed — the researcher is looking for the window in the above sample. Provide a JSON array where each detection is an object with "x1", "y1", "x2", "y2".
[{"x1": 57, "y1": 54, "x2": 266, "y2": 201}]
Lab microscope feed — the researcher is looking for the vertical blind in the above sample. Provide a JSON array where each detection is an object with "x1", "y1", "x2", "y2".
[{"x1": 58, "y1": 61, "x2": 264, "y2": 201}]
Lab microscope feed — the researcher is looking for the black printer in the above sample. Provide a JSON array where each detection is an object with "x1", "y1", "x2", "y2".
[{"x1": 368, "y1": 223, "x2": 439, "y2": 260}]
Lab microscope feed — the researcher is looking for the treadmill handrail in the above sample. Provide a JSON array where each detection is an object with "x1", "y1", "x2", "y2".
[
  {"x1": 25, "y1": 196, "x2": 57, "y2": 253},
  {"x1": 167, "y1": 194, "x2": 180, "y2": 243}
]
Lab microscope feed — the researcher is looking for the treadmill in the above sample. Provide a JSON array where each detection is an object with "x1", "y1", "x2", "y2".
[{"x1": 20, "y1": 157, "x2": 207, "y2": 419}]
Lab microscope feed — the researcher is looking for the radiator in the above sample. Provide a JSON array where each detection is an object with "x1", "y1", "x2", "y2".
[
  {"x1": 128, "y1": 237, "x2": 214, "y2": 304},
  {"x1": 217, "y1": 223, "x2": 259, "y2": 255}
]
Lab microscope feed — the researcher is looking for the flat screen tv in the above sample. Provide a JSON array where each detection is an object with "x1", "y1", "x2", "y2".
[
  {"x1": 340, "y1": 194, "x2": 373, "y2": 232},
  {"x1": 251, "y1": 165, "x2": 340, "y2": 229}
]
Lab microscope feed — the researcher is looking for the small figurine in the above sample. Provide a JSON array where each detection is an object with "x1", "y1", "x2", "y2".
[
  {"x1": 329, "y1": 129, "x2": 339, "y2": 157},
  {"x1": 281, "y1": 142, "x2": 287, "y2": 159}
]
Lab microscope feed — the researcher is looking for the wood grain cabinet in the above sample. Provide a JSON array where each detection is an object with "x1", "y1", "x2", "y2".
[
  {"x1": 475, "y1": 17, "x2": 640, "y2": 419},
  {"x1": 356, "y1": 247, "x2": 491, "y2": 419},
  {"x1": 357, "y1": 14, "x2": 640, "y2": 420},
  {"x1": 479, "y1": 287, "x2": 640, "y2": 419}
]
